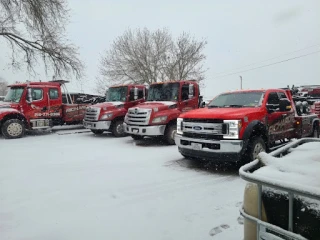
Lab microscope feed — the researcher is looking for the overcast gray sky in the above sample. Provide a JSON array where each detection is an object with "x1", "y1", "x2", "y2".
[{"x1": 0, "y1": 0, "x2": 319, "y2": 98}]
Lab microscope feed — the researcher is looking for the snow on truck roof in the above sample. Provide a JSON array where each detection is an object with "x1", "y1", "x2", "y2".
[
  {"x1": 253, "y1": 140, "x2": 320, "y2": 196},
  {"x1": 8, "y1": 80, "x2": 68, "y2": 87}
]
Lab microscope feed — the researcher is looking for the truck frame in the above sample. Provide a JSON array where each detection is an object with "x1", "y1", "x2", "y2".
[
  {"x1": 83, "y1": 84, "x2": 147, "y2": 137},
  {"x1": 123, "y1": 80, "x2": 204, "y2": 145},
  {"x1": 239, "y1": 138, "x2": 320, "y2": 240},
  {"x1": 175, "y1": 88, "x2": 319, "y2": 164},
  {"x1": 0, "y1": 80, "x2": 91, "y2": 139}
]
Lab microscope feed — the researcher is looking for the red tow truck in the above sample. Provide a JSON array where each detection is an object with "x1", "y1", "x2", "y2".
[
  {"x1": 83, "y1": 84, "x2": 147, "y2": 137},
  {"x1": 123, "y1": 80, "x2": 204, "y2": 145},
  {"x1": 0, "y1": 80, "x2": 91, "y2": 139},
  {"x1": 175, "y1": 88, "x2": 320, "y2": 164}
]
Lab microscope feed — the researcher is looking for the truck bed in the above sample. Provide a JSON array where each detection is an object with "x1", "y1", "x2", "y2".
[{"x1": 62, "y1": 104, "x2": 89, "y2": 122}]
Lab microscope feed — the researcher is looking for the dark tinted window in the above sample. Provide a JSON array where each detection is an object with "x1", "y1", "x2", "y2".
[
  {"x1": 31, "y1": 88, "x2": 43, "y2": 101},
  {"x1": 129, "y1": 88, "x2": 144, "y2": 101},
  {"x1": 267, "y1": 92, "x2": 279, "y2": 105},
  {"x1": 278, "y1": 92, "x2": 287, "y2": 100},
  {"x1": 49, "y1": 88, "x2": 59, "y2": 99}
]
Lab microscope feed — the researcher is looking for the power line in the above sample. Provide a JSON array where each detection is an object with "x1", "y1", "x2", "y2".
[
  {"x1": 213, "y1": 50, "x2": 320, "y2": 79},
  {"x1": 212, "y1": 43, "x2": 320, "y2": 76}
]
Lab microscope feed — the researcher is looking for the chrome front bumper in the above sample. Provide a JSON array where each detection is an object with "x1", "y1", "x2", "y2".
[
  {"x1": 175, "y1": 134, "x2": 244, "y2": 161},
  {"x1": 123, "y1": 123, "x2": 166, "y2": 136},
  {"x1": 83, "y1": 120, "x2": 111, "y2": 130}
]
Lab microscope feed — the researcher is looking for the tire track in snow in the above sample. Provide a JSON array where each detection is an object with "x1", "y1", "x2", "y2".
[{"x1": 106, "y1": 175, "x2": 236, "y2": 208}]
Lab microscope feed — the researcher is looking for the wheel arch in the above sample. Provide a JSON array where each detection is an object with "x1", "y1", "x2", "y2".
[
  {"x1": 312, "y1": 118, "x2": 319, "y2": 128},
  {"x1": 0, "y1": 113, "x2": 29, "y2": 129},
  {"x1": 242, "y1": 120, "x2": 269, "y2": 149}
]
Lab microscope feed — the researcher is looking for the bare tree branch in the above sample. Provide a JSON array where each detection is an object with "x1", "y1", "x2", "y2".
[
  {"x1": 97, "y1": 28, "x2": 206, "y2": 91},
  {"x1": 0, "y1": 0, "x2": 84, "y2": 79}
]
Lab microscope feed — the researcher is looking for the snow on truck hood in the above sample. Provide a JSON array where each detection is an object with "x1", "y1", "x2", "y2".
[
  {"x1": 180, "y1": 107, "x2": 262, "y2": 119},
  {"x1": 91, "y1": 102, "x2": 124, "y2": 109},
  {"x1": 132, "y1": 101, "x2": 177, "y2": 111}
]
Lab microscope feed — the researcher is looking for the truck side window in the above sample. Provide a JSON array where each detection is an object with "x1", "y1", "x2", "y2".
[
  {"x1": 278, "y1": 92, "x2": 287, "y2": 100},
  {"x1": 129, "y1": 89, "x2": 134, "y2": 101},
  {"x1": 138, "y1": 89, "x2": 144, "y2": 99},
  {"x1": 267, "y1": 92, "x2": 279, "y2": 105},
  {"x1": 181, "y1": 84, "x2": 190, "y2": 101},
  {"x1": 129, "y1": 89, "x2": 143, "y2": 101},
  {"x1": 49, "y1": 88, "x2": 59, "y2": 99},
  {"x1": 30, "y1": 88, "x2": 43, "y2": 101}
]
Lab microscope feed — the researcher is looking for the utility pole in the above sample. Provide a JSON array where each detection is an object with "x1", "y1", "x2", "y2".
[{"x1": 240, "y1": 76, "x2": 243, "y2": 90}]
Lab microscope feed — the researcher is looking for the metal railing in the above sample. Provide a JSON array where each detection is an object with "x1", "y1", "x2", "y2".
[{"x1": 239, "y1": 138, "x2": 320, "y2": 240}]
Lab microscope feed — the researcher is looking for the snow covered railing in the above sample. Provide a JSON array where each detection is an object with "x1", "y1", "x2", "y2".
[{"x1": 239, "y1": 138, "x2": 320, "y2": 240}]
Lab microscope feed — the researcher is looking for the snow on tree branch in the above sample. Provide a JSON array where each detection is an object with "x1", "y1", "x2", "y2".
[
  {"x1": 0, "y1": 0, "x2": 84, "y2": 79},
  {"x1": 96, "y1": 28, "x2": 207, "y2": 93}
]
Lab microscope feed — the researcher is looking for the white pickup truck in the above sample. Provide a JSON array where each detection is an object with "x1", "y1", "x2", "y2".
[{"x1": 239, "y1": 138, "x2": 320, "y2": 240}]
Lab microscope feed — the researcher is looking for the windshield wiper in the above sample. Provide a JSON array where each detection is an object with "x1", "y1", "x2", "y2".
[
  {"x1": 223, "y1": 105, "x2": 243, "y2": 108},
  {"x1": 207, "y1": 105, "x2": 220, "y2": 108}
]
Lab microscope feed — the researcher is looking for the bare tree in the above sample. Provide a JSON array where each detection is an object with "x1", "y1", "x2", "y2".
[
  {"x1": 97, "y1": 28, "x2": 207, "y2": 92},
  {"x1": 0, "y1": 77, "x2": 8, "y2": 96},
  {"x1": 0, "y1": 0, "x2": 84, "y2": 79}
]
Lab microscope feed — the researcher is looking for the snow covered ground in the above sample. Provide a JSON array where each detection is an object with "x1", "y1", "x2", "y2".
[{"x1": 0, "y1": 128, "x2": 246, "y2": 240}]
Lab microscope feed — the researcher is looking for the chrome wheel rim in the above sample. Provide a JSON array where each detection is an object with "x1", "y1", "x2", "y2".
[
  {"x1": 252, "y1": 142, "x2": 265, "y2": 160},
  {"x1": 7, "y1": 123, "x2": 23, "y2": 137},
  {"x1": 171, "y1": 129, "x2": 177, "y2": 141},
  {"x1": 116, "y1": 123, "x2": 124, "y2": 135}
]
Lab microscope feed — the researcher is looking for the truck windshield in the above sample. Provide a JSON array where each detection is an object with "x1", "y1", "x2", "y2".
[
  {"x1": 106, "y1": 86, "x2": 128, "y2": 102},
  {"x1": 147, "y1": 83, "x2": 179, "y2": 101},
  {"x1": 4, "y1": 87, "x2": 25, "y2": 103},
  {"x1": 208, "y1": 92, "x2": 264, "y2": 108}
]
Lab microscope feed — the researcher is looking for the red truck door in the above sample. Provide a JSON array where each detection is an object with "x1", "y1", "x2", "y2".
[
  {"x1": 179, "y1": 82, "x2": 198, "y2": 112},
  {"x1": 23, "y1": 86, "x2": 49, "y2": 119},
  {"x1": 265, "y1": 91, "x2": 295, "y2": 143},
  {"x1": 48, "y1": 87, "x2": 63, "y2": 118}
]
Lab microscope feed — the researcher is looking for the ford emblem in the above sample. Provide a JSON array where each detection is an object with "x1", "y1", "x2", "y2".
[
  {"x1": 134, "y1": 108, "x2": 138, "y2": 114},
  {"x1": 193, "y1": 126, "x2": 203, "y2": 131}
]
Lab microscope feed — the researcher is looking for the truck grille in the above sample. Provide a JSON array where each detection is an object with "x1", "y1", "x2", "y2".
[
  {"x1": 84, "y1": 107, "x2": 100, "y2": 121},
  {"x1": 126, "y1": 108, "x2": 151, "y2": 125},
  {"x1": 182, "y1": 121, "x2": 227, "y2": 137}
]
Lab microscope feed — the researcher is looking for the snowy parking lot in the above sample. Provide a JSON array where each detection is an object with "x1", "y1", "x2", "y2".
[{"x1": 0, "y1": 127, "x2": 246, "y2": 240}]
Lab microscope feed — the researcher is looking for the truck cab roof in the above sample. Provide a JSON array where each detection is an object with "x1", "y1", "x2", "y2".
[{"x1": 8, "y1": 80, "x2": 66, "y2": 88}]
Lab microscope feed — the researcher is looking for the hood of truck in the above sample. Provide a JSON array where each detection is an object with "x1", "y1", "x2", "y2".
[
  {"x1": 91, "y1": 101, "x2": 125, "y2": 110},
  {"x1": 133, "y1": 101, "x2": 177, "y2": 111},
  {"x1": 0, "y1": 102, "x2": 20, "y2": 110},
  {"x1": 180, "y1": 107, "x2": 263, "y2": 120}
]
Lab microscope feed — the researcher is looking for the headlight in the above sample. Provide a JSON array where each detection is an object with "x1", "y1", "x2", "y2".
[
  {"x1": 223, "y1": 120, "x2": 242, "y2": 139},
  {"x1": 152, "y1": 116, "x2": 167, "y2": 123},
  {"x1": 177, "y1": 118, "x2": 183, "y2": 134},
  {"x1": 100, "y1": 113, "x2": 113, "y2": 120}
]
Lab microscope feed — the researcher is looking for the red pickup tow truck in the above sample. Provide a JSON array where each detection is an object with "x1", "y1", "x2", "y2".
[
  {"x1": 0, "y1": 80, "x2": 91, "y2": 139},
  {"x1": 175, "y1": 88, "x2": 319, "y2": 164},
  {"x1": 123, "y1": 80, "x2": 204, "y2": 144},
  {"x1": 83, "y1": 84, "x2": 147, "y2": 137}
]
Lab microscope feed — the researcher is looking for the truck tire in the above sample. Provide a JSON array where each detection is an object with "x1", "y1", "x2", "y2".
[
  {"x1": 244, "y1": 136, "x2": 266, "y2": 163},
  {"x1": 131, "y1": 135, "x2": 144, "y2": 140},
  {"x1": 111, "y1": 119, "x2": 126, "y2": 137},
  {"x1": 91, "y1": 129, "x2": 104, "y2": 135},
  {"x1": 311, "y1": 124, "x2": 319, "y2": 138},
  {"x1": 1, "y1": 119, "x2": 25, "y2": 139},
  {"x1": 164, "y1": 123, "x2": 177, "y2": 145}
]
